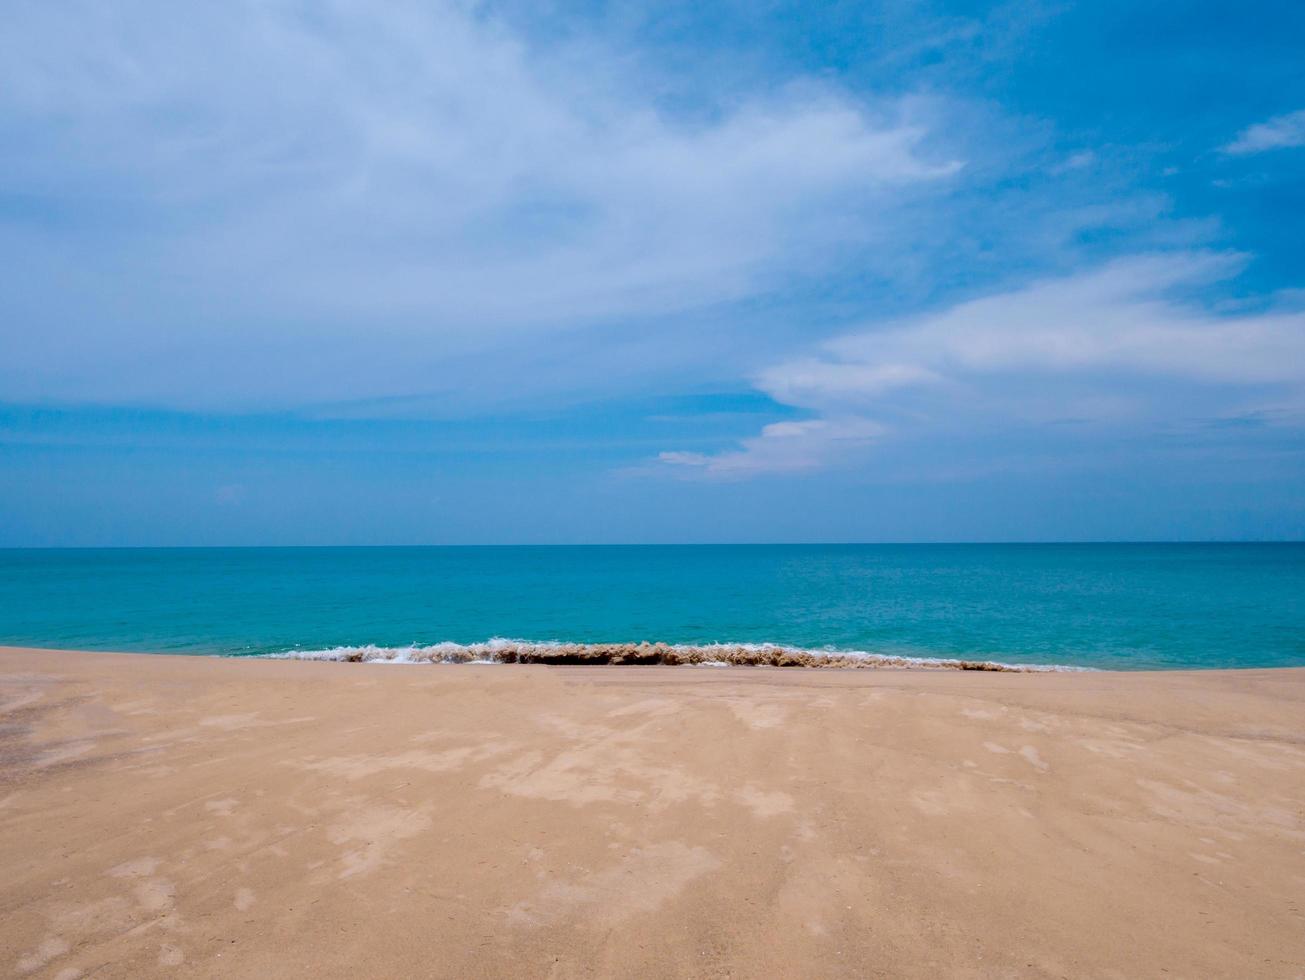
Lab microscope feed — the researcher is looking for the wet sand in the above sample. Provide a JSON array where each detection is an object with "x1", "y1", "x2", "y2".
[{"x1": 2, "y1": 647, "x2": 1304, "y2": 979}]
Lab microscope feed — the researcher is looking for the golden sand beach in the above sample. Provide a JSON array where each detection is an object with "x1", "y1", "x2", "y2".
[{"x1": 2, "y1": 647, "x2": 1304, "y2": 978}]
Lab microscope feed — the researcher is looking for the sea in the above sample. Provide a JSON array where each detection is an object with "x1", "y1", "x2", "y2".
[{"x1": 0, "y1": 544, "x2": 1302, "y2": 671}]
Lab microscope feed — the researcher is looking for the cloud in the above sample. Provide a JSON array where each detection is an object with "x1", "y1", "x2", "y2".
[
  {"x1": 658, "y1": 418, "x2": 884, "y2": 479},
  {"x1": 0, "y1": 0, "x2": 959, "y2": 410},
  {"x1": 1223, "y1": 108, "x2": 1305, "y2": 155},
  {"x1": 812, "y1": 252, "x2": 1303, "y2": 385},
  {"x1": 660, "y1": 252, "x2": 1305, "y2": 477},
  {"x1": 1050, "y1": 150, "x2": 1095, "y2": 174}
]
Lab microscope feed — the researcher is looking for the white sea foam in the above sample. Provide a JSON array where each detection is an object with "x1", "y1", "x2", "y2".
[{"x1": 264, "y1": 638, "x2": 1088, "y2": 672}]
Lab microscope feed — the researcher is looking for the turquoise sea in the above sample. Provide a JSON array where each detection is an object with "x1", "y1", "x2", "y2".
[{"x1": 0, "y1": 544, "x2": 1302, "y2": 670}]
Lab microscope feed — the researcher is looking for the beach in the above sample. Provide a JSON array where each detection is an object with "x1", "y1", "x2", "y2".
[{"x1": 2, "y1": 648, "x2": 1304, "y2": 978}]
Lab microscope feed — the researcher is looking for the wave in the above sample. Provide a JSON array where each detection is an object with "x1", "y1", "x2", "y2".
[{"x1": 265, "y1": 638, "x2": 1087, "y2": 672}]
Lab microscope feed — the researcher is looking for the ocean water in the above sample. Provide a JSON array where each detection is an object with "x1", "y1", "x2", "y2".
[{"x1": 0, "y1": 544, "x2": 1302, "y2": 671}]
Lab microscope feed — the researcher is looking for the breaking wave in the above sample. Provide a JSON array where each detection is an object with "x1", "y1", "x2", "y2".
[{"x1": 265, "y1": 638, "x2": 1087, "y2": 672}]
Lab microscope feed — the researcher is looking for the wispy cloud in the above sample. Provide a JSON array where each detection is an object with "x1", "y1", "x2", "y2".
[
  {"x1": 659, "y1": 252, "x2": 1305, "y2": 478},
  {"x1": 0, "y1": 0, "x2": 960, "y2": 411},
  {"x1": 1223, "y1": 108, "x2": 1305, "y2": 155},
  {"x1": 1050, "y1": 150, "x2": 1096, "y2": 174},
  {"x1": 658, "y1": 418, "x2": 883, "y2": 479}
]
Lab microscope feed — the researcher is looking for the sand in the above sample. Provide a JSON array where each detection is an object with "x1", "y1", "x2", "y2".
[{"x1": 1, "y1": 648, "x2": 1303, "y2": 979}]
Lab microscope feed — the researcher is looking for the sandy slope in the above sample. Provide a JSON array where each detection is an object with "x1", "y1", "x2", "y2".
[{"x1": 1, "y1": 647, "x2": 1303, "y2": 979}]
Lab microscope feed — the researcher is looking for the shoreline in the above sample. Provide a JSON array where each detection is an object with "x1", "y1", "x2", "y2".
[
  {"x1": 259, "y1": 640, "x2": 1086, "y2": 672},
  {"x1": 3, "y1": 646, "x2": 1304, "y2": 977},
  {"x1": 15, "y1": 641, "x2": 1305, "y2": 673},
  {"x1": 0, "y1": 641, "x2": 1099, "y2": 672},
  {"x1": 0, "y1": 641, "x2": 1196, "y2": 673}
]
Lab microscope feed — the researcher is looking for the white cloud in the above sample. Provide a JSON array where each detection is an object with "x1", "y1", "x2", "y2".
[
  {"x1": 815, "y1": 252, "x2": 1303, "y2": 385},
  {"x1": 660, "y1": 252, "x2": 1305, "y2": 477},
  {"x1": 1050, "y1": 150, "x2": 1095, "y2": 173},
  {"x1": 0, "y1": 0, "x2": 959, "y2": 410},
  {"x1": 1223, "y1": 109, "x2": 1305, "y2": 155},
  {"x1": 659, "y1": 418, "x2": 884, "y2": 479},
  {"x1": 756, "y1": 362, "x2": 942, "y2": 407}
]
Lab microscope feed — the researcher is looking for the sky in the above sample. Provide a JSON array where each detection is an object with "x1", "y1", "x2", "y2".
[{"x1": 1, "y1": 0, "x2": 1303, "y2": 545}]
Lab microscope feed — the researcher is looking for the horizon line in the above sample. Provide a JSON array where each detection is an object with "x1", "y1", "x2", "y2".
[{"x1": 2, "y1": 540, "x2": 1303, "y2": 551}]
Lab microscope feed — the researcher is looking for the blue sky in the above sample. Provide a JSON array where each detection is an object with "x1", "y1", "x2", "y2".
[{"x1": 1, "y1": 0, "x2": 1302, "y2": 544}]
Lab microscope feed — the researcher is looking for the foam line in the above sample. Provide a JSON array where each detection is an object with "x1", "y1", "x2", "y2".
[{"x1": 265, "y1": 639, "x2": 1087, "y2": 672}]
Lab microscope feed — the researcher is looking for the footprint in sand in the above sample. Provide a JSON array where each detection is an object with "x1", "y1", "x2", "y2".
[
  {"x1": 1020, "y1": 746, "x2": 1049, "y2": 772},
  {"x1": 505, "y1": 841, "x2": 720, "y2": 928},
  {"x1": 328, "y1": 804, "x2": 432, "y2": 879},
  {"x1": 910, "y1": 789, "x2": 949, "y2": 816},
  {"x1": 104, "y1": 856, "x2": 178, "y2": 921},
  {"x1": 728, "y1": 701, "x2": 788, "y2": 730},
  {"x1": 16, "y1": 936, "x2": 70, "y2": 974},
  {"x1": 107, "y1": 856, "x2": 161, "y2": 878},
  {"x1": 205, "y1": 798, "x2": 239, "y2": 817},
  {"x1": 735, "y1": 784, "x2": 794, "y2": 818},
  {"x1": 133, "y1": 878, "x2": 176, "y2": 913},
  {"x1": 158, "y1": 943, "x2": 185, "y2": 966}
]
